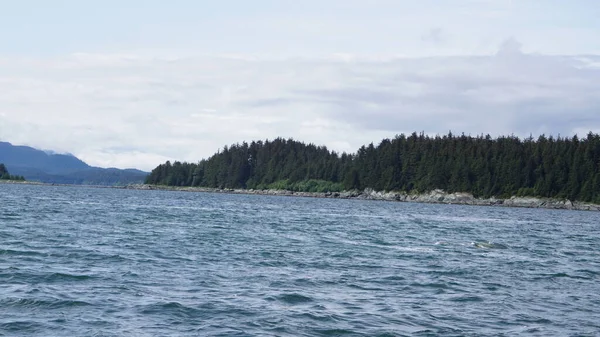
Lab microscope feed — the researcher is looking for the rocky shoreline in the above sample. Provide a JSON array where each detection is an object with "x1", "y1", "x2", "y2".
[{"x1": 124, "y1": 184, "x2": 600, "y2": 212}]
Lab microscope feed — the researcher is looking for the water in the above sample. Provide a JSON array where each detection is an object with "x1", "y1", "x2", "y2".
[{"x1": 1, "y1": 184, "x2": 599, "y2": 336}]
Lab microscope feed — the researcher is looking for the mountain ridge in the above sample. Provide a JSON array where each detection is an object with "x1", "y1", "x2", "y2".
[{"x1": 0, "y1": 141, "x2": 148, "y2": 185}]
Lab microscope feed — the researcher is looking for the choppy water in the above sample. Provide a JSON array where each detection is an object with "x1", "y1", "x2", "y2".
[{"x1": 1, "y1": 184, "x2": 600, "y2": 336}]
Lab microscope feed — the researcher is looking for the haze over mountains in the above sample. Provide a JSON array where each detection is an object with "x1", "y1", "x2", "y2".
[{"x1": 0, "y1": 141, "x2": 147, "y2": 185}]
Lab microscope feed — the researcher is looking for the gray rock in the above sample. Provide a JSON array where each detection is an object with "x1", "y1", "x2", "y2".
[{"x1": 124, "y1": 184, "x2": 599, "y2": 212}]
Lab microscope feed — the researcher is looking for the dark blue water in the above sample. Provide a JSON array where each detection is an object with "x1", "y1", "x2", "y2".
[{"x1": 1, "y1": 184, "x2": 599, "y2": 336}]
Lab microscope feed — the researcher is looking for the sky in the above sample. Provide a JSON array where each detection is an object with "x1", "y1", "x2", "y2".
[{"x1": 1, "y1": 0, "x2": 599, "y2": 171}]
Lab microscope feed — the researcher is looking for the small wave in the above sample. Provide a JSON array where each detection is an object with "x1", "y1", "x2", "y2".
[
  {"x1": 482, "y1": 282, "x2": 508, "y2": 291},
  {"x1": 297, "y1": 312, "x2": 340, "y2": 322},
  {"x1": 471, "y1": 241, "x2": 508, "y2": 249},
  {"x1": 44, "y1": 272, "x2": 95, "y2": 282},
  {"x1": 312, "y1": 328, "x2": 356, "y2": 336},
  {"x1": 409, "y1": 282, "x2": 449, "y2": 289},
  {"x1": 0, "y1": 216, "x2": 21, "y2": 221},
  {"x1": 392, "y1": 246, "x2": 435, "y2": 253},
  {"x1": 0, "y1": 249, "x2": 45, "y2": 256},
  {"x1": 374, "y1": 333, "x2": 397, "y2": 337},
  {"x1": 137, "y1": 301, "x2": 204, "y2": 319},
  {"x1": 412, "y1": 326, "x2": 465, "y2": 336},
  {"x1": 371, "y1": 238, "x2": 394, "y2": 246},
  {"x1": 293, "y1": 277, "x2": 319, "y2": 287},
  {"x1": 576, "y1": 269, "x2": 600, "y2": 277},
  {"x1": 513, "y1": 314, "x2": 553, "y2": 325},
  {"x1": 347, "y1": 283, "x2": 385, "y2": 291},
  {"x1": 331, "y1": 251, "x2": 354, "y2": 258},
  {"x1": 426, "y1": 269, "x2": 468, "y2": 277},
  {"x1": 449, "y1": 295, "x2": 484, "y2": 302},
  {"x1": 382, "y1": 275, "x2": 405, "y2": 281},
  {"x1": 275, "y1": 293, "x2": 314, "y2": 305},
  {"x1": 535, "y1": 272, "x2": 592, "y2": 280},
  {"x1": 1, "y1": 297, "x2": 92, "y2": 309},
  {"x1": 0, "y1": 321, "x2": 46, "y2": 334}
]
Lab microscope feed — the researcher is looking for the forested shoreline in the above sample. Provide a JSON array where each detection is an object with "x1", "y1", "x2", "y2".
[
  {"x1": 145, "y1": 132, "x2": 600, "y2": 203},
  {"x1": 0, "y1": 163, "x2": 25, "y2": 181}
]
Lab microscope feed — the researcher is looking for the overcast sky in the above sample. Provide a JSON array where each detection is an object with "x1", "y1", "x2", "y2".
[{"x1": 1, "y1": 0, "x2": 599, "y2": 170}]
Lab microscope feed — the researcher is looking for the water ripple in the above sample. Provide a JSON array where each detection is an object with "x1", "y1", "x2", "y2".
[{"x1": 1, "y1": 184, "x2": 599, "y2": 336}]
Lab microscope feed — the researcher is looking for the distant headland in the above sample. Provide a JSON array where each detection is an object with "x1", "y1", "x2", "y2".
[
  {"x1": 144, "y1": 132, "x2": 600, "y2": 207},
  {"x1": 0, "y1": 163, "x2": 25, "y2": 181}
]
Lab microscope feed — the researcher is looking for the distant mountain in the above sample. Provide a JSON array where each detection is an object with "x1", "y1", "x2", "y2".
[
  {"x1": 0, "y1": 141, "x2": 148, "y2": 185},
  {"x1": 0, "y1": 141, "x2": 89, "y2": 174}
]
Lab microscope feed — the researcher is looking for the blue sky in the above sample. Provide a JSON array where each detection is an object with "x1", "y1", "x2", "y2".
[{"x1": 1, "y1": 1, "x2": 599, "y2": 170}]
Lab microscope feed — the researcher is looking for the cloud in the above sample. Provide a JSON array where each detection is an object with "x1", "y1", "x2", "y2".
[
  {"x1": 496, "y1": 37, "x2": 523, "y2": 56},
  {"x1": 421, "y1": 28, "x2": 446, "y2": 45},
  {"x1": 1, "y1": 40, "x2": 599, "y2": 170}
]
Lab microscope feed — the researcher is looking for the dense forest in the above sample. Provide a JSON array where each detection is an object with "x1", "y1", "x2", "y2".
[
  {"x1": 146, "y1": 132, "x2": 600, "y2": 203},
  {"x1": 0, "y1": 163, "x2": 25, "y2": 181}
]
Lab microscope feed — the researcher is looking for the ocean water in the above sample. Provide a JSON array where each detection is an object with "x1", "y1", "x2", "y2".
[{"x1": 1, "y1": 184, "x2": 599, "y2": 336}]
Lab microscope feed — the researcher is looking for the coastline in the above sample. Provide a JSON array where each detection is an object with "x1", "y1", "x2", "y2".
[
  {"x1": 0, "y1": 180, "x2": 44, "y2": 185},
  {"x1": 3, "y1": 179, "x2": 598, "y2": 211},
  {"x1": 123, "y1": 184, "x2": 600, "y2": 212}
]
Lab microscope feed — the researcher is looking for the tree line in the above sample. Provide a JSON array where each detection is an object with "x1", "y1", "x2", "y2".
[
  {"x1": 0, "y1": 164, "x2": 25, "y2": 181},
  {"x1": 145, "y1": 132, "x2": 600, "y2": 203}
]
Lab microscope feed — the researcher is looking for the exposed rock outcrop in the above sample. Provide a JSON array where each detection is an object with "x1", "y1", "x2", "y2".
[{"x1": 123, "y1": 184, "x2": 597, "y2": 211}]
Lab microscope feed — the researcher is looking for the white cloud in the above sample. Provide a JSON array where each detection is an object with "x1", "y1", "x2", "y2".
[{"x1": 1, "y1": 41, "x2": 599, "y2": 170}]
